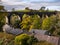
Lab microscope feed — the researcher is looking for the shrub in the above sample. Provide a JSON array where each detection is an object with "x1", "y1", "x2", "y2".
[
  {"x1": 15, "y1": 34, "x2": 29, "y2": 45},
  {"x1": 15, "y1": 34, "x2": 38, "y2": 45},
  {"x1": 0, "y1": 38, "x2": 4, "y2": 45},
  {"x1": 0, "y1": 32, "x2": 15, "y2": 45},
  {"x1": 27, "y1": 35, "x2": 38, "y2": 45},
  {"x1": 0, "y1": 38, "x2": 14, "y2": 45}
]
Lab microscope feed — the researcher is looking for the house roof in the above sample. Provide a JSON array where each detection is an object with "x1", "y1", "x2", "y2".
[
  {"x1": 3, "y1": 24, "x2": 23, "y2": 35},
  {"x1": 29, "y1": 29, "x2": 48, "y2": 35},
  {"x1": 10, "y1": 28, "x2": 23, "y2": 35}
]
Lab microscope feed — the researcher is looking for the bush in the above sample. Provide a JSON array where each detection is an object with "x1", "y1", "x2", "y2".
[
  {"x1": 27, "y1": 35, "x2": 38, "y2": 45},
  {"x1": 15, "y1": 34, "x2": 29, "y2": 45},
  {"x1": 0, "y1": 38, "x2": 3, "y2": 45},
  {"x1": 0, "y1": 38, "x2": 14, "y2": 45},
  {"x1": 0, "y1": 32, "x2": 15, "y2": 45},
  {"x1": 15, "y1": 34, "x2": 38, "y2": 45}
]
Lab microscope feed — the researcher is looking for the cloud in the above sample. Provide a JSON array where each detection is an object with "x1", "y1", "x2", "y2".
[
  {"x1": 3, "y1": 2, "x2": 26, "y2": 5},
  {"x1": 4, "y1": 5, "x2": 25, "y2": 11},
  {"x1": 3, "y1": 0, "x2": 59, "y2": 2},
  {"x1": 46, "y1": 6, "x2": 60, "y2": 11},
  {"x1": 30, "y1": 0, "x2": 59, "y2": 3},
  {"x1": 1, "y1": 0, "x2": 60, "y2": 11},
  {"x1": 2, "y1": 0, "x2": 60, "y2": 6}
]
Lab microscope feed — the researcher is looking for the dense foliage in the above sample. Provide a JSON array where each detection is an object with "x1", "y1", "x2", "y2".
[
  {"x1": 0, "y1": 32, "x2": 15, "y2": 45},
  {"x1": 0, "y1": 33, "x2": 53, "y2": 45},
  {"x1": 0, "y1": 12, "x2": 8, "y2": 31},
  {"x1": 20, "y1": 14, "x2": 60, "y2": 36},
  {"x1": 0, "y1": 11, "x2": 60, "y2": 36},
  {"x1": 0, "y1": 5, "x2": 59, "y2": 45},
  {"x1": 21, "y1": 14, "x2": 41, "y2": 31},
  {"x1": 15, "y1": 34, "x2": 29, "y2": 45},
  {"x1": 15, "y1": 34, "x2": 38, "y2": 45}
]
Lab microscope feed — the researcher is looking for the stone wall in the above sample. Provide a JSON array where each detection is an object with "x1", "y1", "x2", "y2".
[{"x1": 34, "y1": 34, "x2": 60, "y2": 45}]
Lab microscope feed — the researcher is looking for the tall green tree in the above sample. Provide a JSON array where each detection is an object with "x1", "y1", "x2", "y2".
[
  {"x1": 51, "y1": 15, "x2": 60, "y2": 36},
  {"x1": 29, "y1": 15, "x2": 41, "y2": 30},
  {"x1": 42, "y1": 17, "x2": 53, "y2": 30},
  {"x1": 0, "y1": 12, "x2": 8, "y2": 31},
  {"x1": 21, "y1": 14, "x2": 31, "y2": 30},
  {"x1": 21, "y1": 14, "x2": 41, "y2": 31},
  {"x1": 39, "y1": 6, "x2": 46, "y2": 12}
]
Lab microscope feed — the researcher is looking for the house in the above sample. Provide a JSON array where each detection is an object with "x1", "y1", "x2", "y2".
[
  {"x1": 29, "y1": 29, "x2": 60, "y2": 45},
  {"x1": 29, "y1": 29, "x2": 49, "y2": 35},
  {"x1": 2, "y1": 24, "x2": 23, "y2": 35}
]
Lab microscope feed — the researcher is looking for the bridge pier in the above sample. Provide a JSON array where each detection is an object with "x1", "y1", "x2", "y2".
[{"x1": 6, "y1": 11, "x2": 57, "y2": 25}]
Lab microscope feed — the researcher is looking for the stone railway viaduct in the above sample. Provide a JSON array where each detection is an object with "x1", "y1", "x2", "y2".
[{"x1": 0, "y1": 11, "x2": 57, "y2": 24}]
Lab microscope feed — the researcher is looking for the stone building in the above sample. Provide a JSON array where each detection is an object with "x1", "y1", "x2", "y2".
[{"x1": 29, "y1": 29, "x2": 60, "y2": 45}]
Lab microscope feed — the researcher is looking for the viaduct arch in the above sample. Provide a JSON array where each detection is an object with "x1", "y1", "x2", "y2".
[{"x1": 1, "y1": 11, "x2": 57, "y2": 24}]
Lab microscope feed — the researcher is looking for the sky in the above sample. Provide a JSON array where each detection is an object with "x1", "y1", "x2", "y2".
[{"x1": 1, "y1": 0, "x2": 60, "y2": 11}]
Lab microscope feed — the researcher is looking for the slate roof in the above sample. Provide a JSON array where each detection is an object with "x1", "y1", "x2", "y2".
[
  {"x1": 29, "y1": 29, "x2": 48, "y2": 35},
  {"x1": 3, "y1": 24, "x2": 23, "y2": 35},
  {"x1": 10, "y1": 28, "x2": 23, "y2": 35}
]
